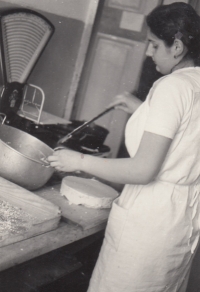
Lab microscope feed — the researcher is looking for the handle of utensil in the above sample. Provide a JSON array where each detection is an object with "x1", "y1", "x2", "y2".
[
  {"x1": 0, "y1": 113, "x2": 6, "y2": 124},
  {"x1": 57, "y1": 106, "x2": 116, "y2": 145}
]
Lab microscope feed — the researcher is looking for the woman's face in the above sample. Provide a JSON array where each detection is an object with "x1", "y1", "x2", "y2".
[{"x1": 146, "y1": 30, "x2": 176, "y2": 75}]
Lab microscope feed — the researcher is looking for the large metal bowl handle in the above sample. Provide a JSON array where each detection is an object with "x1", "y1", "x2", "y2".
[
  {"x1": 0, "y1": 137, "x2": 51, "y2": 167},
  {"x1": 0, "y1": 113, "x2": 51, "y2": 167}
]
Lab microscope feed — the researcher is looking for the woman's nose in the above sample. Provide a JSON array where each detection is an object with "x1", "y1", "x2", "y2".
[{"x1": 146, "y1": 43, "x2": 153, "y2": 57}]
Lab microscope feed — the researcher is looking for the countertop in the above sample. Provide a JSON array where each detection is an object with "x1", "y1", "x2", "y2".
[
  {"x1": 0, "y1": 177, "x2": 108, "y2": 272},
  {"x1": 0, "y1": 218, "x2": 106, "y2": 272}
]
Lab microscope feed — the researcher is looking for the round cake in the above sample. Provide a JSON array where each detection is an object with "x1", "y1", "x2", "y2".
[{"x1": 60, "y1": 176, "x2": 119, "y2": 209}]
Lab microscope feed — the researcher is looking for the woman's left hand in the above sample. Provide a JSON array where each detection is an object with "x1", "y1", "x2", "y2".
[
  {"x1": 47, "y1": 149, "x2": 83, "y2": 172},
  {"x1": 107, "y1": 92, "x2": 142, "y2": 114}
]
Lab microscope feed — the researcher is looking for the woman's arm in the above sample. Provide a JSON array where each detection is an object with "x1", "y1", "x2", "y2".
[{"x1": 48, "y1": 131, "x2": 172, "y2": 185}]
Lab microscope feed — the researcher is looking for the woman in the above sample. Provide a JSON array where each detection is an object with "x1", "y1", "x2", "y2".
[{"x1": 48, "y1": 3, "x2": 200, "y2": 291}]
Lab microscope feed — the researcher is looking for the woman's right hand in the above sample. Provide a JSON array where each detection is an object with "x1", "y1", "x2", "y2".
[
  {"x1": 108, "y1": 92, "x2": 143, "y2": 114},
  {"x1": 48, "y1": 149, "x2": 83, "y2": 172}
]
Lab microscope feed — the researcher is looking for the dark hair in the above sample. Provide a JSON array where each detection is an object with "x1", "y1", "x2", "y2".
[{"x1": 146, "y1": 2, "x2": 200, "y2": 63}]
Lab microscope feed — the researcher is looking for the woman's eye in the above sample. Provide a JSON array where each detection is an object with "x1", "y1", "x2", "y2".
[{"x1": 153, "y1": 45, "x2": 158, "y2": 49}]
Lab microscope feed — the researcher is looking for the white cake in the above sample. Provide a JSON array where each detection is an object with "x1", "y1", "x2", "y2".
[{"x1": 60, "y1": 176, "x2": 119, "y2": 209}]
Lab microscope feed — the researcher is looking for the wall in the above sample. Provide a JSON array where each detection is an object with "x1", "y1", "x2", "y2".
[
  {"x1": 0, "y1": 0, "x2": 93, "y2": 117},
  {"x1": 3, "y1": 0, "x2": 92, "y2": 21}
]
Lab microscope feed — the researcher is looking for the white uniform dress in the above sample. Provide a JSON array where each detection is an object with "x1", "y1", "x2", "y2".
[{"x1": 87, "y1": 67, "x2": 200, "y2": 292}]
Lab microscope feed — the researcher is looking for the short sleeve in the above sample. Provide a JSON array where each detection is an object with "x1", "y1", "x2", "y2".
[{"x1": 145, "y1": 76, "x2": 190, "y2": 139}]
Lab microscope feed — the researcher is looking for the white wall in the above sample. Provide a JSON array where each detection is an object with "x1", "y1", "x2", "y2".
[
  {"x1": 0, "y1": 0, "x2": 99, "y2": 118},
  {"x1": 2, "y1": 0, "x2": 92, "y2": 21}
]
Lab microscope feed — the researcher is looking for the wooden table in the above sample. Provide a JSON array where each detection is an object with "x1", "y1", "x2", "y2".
[
  {"x1": 0, "y1": 176, "x2": 111, "y2": 272},
  {"x1": 0, "y1": 218, "x2": 106, "y2": 272},
  {"x1": 0, "y1": 173, "x2": 115, "y2": 291},
  {"x1": 0, "y1": 177, "x2": 108, "y2": 291},
  {"x1": 0, "y1": 218, "x2": 106, "y2": 292}
]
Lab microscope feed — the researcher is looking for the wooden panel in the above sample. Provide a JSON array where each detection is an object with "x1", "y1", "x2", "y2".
[
  {"x1": 0, "y1": 221, "x2": 105, "y2": 271},
  {"x1": 0, "y1": 177, "x2": 61, "y2": 248},
  {"x1": 63, "y1": 0, "x2": 100, "y2": 120},
  {"x1": 163, "y1": 0, "x2": 189, "y2": 4},
  {"x1": 107, "y1": 0, "x2": 145, "y2": 12},
  {"x1": 99, "y1": 7, "x2": 147, "y2": 41},
  {"x1": 78, "y1": 33, "x2": 146, "y2": 157},
  {"x1": 107, "y1": 0, "x2": 161, "y2": 14},
  {"x1": 143, "y1": 0, "x2": 162, "y2": 15},
  {"x1": 120, "y1": 11, "x2": 145, "y2": 32}
]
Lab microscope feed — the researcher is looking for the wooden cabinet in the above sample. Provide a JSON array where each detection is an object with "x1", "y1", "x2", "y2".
[
  {"x1": 72, "y1": 0, "x2": 160, "y2": 157},
  {"x1": 77, "y1": 34, "x2": 146, "y2": 157}
]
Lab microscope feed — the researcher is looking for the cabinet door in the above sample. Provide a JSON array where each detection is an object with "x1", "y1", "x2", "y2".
[
  {"x1": 73, "y1": 0, "x2": 160, "y2": 157},
  {"x1": 78, "y1": 34, "x2": 146, "y2": 157}
]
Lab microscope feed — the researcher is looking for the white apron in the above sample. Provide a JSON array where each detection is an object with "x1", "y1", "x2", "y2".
[{"x1": 87, "y1": 70, "x2": 200, "y2": 292}]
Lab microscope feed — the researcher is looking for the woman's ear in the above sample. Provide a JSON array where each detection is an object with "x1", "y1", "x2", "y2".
[{"x1": 173, "y1": 39, "x2": 186, "y2": 58}]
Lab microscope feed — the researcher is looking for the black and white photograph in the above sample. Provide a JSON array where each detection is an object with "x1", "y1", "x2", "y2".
[{"x1": 0, "y1": 0, "x2": 200, "y2": 291}]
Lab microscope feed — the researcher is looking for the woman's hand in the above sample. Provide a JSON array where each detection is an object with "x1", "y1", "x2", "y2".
[
  {"x1": 108, "y1": 92, "x2": 142, "y2": 114},
  {"x1": 47, "y1": 149, "x2": 83, "y2": 172}
]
